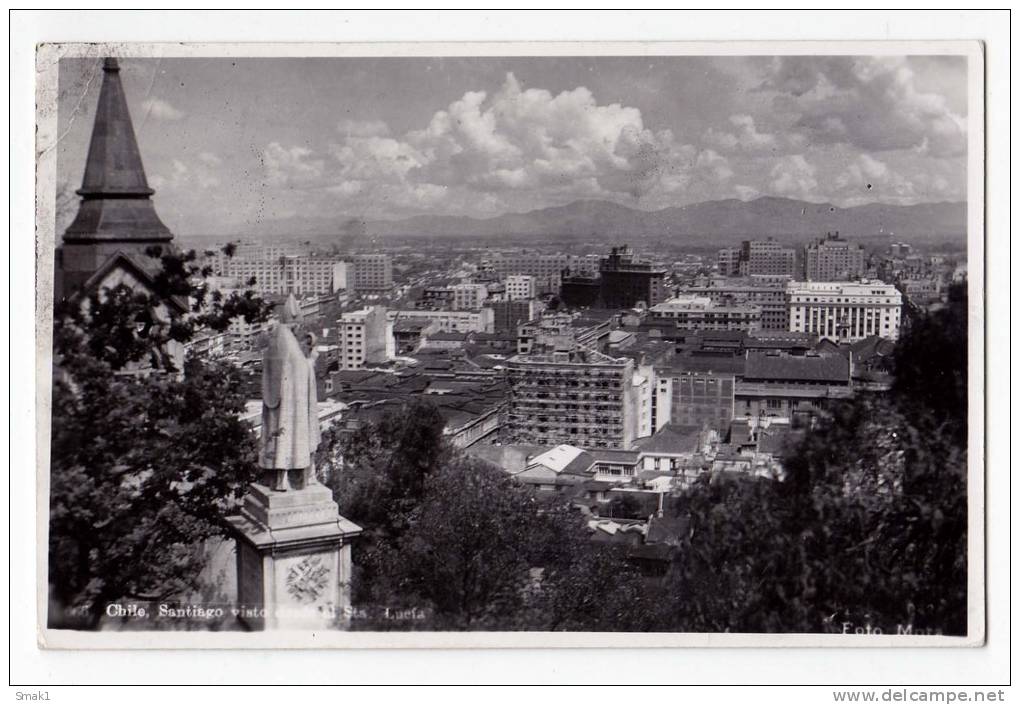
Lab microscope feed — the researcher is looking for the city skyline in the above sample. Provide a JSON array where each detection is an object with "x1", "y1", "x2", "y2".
[{"x1": 57, "y1": 55, "x2": 968, "y2": 237}]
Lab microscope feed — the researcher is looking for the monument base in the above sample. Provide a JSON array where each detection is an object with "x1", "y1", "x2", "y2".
[{"x1": 228, "y1": 482, "x2": 362, "y2": 631}]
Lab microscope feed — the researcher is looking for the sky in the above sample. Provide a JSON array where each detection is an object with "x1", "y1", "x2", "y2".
[{"x1": 56, "y1": 55, "x2": 969, "y2": 236}]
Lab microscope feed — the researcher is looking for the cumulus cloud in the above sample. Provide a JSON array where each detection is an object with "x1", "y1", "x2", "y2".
[
  {"x1": 141, "y1": 97, "x2": 184, "y2": 121},
  {"x1": 309, "y1": 72, "x2": 715, "y2": 215},
  {"x1": 150, "y1": 156, "x2": 219, "y2": 192},
  {"x1": 770, "y1": 154, "x2": 819, "y2": 200},
  {"x1": 832, "y1": 153, "x2": 958, "y2": 206},
  {"x1": 762, "y1": 56, "x2": 967, "y2": 157},
  {"x1": 263, "y1": 142, "x2": 325, "y2": 188},
  {"x1": 249, "y1": 63, "x2": 966, "y2": 218},
  {"x1": 704, "y1": 114, "x2": 790, "y2": 153},
  {"x1": 400, "y1": 73, "x2": 689, "y2": 200}
]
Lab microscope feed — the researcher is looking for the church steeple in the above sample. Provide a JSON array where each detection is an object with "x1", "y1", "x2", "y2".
[
  {"x1": 59, "y1": 57, "x2": 176, "y2": 299},
  {"x1": 63, "y1": 57, "x2": 173, "y2": 244}
]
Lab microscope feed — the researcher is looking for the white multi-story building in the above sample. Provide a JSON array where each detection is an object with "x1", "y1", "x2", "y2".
[
  {"x1": 338, "y1": 306, "x2": 394, "y2": 370},
  {"x1": 483, "y1": 252, "x2": 600, "y2": 279},
  {"x1": 389, "y1": 308, "x2": 495, "y2": 334},
  {"x1": 211, "y1": 254, "x2": 346, "y2": 296},
  {"x1": 450, "y1": 283, "x2": 490, "y2": 311},
  {"x1": 504, "y1": 274, "x2": 536, "y2": 301},
  {"x1": 649, "y1": 295, "x2": 762, "y2": 332},
  {"x1": 787, "y1": 280, "x2": 902, "y2": 342}
]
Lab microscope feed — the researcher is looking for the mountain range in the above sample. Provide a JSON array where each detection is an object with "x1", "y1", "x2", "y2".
[{"x1": 238, "y1": 196, "x2": 967, "y2": 248}]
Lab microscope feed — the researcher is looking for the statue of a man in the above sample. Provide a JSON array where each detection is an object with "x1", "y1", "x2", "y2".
[{"x1": 259, "y1": 294, "x2": 321, "y2": 491}]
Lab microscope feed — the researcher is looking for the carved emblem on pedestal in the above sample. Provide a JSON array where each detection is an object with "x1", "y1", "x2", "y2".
[{"x1": 286, "y1": 555, "x2": 329, "y2": 604}]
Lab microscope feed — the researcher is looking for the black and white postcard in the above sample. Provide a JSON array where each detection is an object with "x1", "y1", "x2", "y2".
[{"x1": 33, "y1": 40, "x2": 985, "y2": 649}]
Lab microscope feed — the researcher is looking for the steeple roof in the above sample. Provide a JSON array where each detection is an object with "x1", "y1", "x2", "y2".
[{"x1": 63, "y1": 57, "x2": 173, "y2": 244}]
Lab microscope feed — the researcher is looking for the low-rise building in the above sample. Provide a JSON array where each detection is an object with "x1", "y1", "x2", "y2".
[
  {"x1": 389, "y1": 308, "x2": 495, "y2": 334},
  {"x1": 649, "y1": 295, "x2": 762, "y2": 332},
  {"x1": 735, "y1": 351, "x2": 852, "y2": 422}
]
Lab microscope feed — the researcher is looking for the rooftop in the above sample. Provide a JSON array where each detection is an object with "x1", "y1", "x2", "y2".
[{"x1": 744, "y1": 352, "x2": 850, "y2": 384}]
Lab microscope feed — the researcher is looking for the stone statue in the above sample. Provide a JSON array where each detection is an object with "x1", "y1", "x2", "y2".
[{"x1": 259, "y1": 294, "x2": 321, "y2": 491}]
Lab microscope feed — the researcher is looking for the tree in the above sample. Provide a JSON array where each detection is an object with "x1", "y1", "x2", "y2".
[
  {"x1": 657, "y1": 287, "x2": 969, "y2": 635},
  {"x1": 48, "y1": 247, "x2": 271, "y2": 628}
]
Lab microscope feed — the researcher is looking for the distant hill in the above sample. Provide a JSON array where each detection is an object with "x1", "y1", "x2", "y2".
[{"x1": 237, "y1": 197, "x2": 967, "y2": 248}]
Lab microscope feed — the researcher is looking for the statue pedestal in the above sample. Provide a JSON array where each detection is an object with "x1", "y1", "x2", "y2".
[{"x1": 228, "y1": 482, "x2": 362, "y2": 631}]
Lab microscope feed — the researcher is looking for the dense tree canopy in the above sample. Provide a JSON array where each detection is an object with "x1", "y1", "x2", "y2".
[
  {"x1": 48, "y1": 247, "x2": 270, "y2": 628},
  {"x1": 657, "y1": 287, "x2": 969, "y2": 635}
]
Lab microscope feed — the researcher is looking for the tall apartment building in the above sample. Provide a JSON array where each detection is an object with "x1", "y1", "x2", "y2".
[
  {"x1": 804, "y1": 232, "x2": 865, "y2": 281},
  {"x1": 598, "y1": 245, "x2": 667, "y2": 309},
  {"x1": 717, "y1": 239, "x2": 797, "y2": 277},
  {"x1": 351, "y1": 254, "x2": 394, "y2": 294},
  {"x1": 649, "y1": 295, "x2": 762, "y2": 332},
  {"x1": 338, "y1": 306, "x2": 394, "y2": 370},
  {"x1": 787, "y1": 280, "x2": 902, "y2": 342},
  {"x1": 506, "y1": 348, "x2": 640, "y2": 449},
  {"x1": 679, "y1": 279, "x2": 790, "y2": 330},
  {"x1": 504, "y1": 274, "x2": 536, "y2": 301}
]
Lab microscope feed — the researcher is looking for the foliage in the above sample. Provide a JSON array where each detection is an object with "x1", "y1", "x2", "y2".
[
  {"x1": 49, "y1": 246, "x2": 270, "y2": 628},
  {"x1": 658, "y1": 286, "x2": 969, "y2": 635},
  {"x1": 321, "y1": 402, "x2": 653, "y2": 631}
]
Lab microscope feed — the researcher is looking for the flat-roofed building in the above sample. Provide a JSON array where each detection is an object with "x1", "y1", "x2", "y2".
[
  {"x1": 351, "y1": 253, "x2": 393, "y2": 294},
  {"x1": 504, "y1": 274, "x2": 536, "y2": 301},
  {"x1": 804, "y1": 232, "x2": 865, "y2": 281},
  {"x1": 679, "y1": 278, "x2": 789, "y2": 330},
  {"x1": 649, "y1": 295, "x2": 762, "y2": 332},
  {"x1": 450, "y1": 282, "x2": 490, "y2": 311},
  {"x1": 599, "y1": 245, "x2": 668, "y2": 309},
  {"x1": 338, "y1": 305, "x2": 394, "y2": 370},
  {"x1": 787, "y1": 280, "x2": 902, "y2": 342},
  {"x1": 389, "y1": 308, "x2": 495, "y2": 334},
  {"x1": 483, "y1": 252, "x2": 600, "y2": 279}
]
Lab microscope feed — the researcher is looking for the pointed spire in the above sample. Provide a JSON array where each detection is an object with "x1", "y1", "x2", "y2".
[
  {"x1": 78, "y1": 57, "x2": 153, "y2": 198},
  {"x1": 63, "y1": 57, "x2": 172, "y2": 244}
]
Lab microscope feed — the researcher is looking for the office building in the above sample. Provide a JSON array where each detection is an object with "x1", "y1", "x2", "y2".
[
  {"x1": 351, "y1": 254, "x2": 393, "y2": 294},
  {"x1": 649, "y1": 295, "x2": 762, "y2": 332},
  {"x1": 504, "y1": 274, "x2": 536, "y2": 301},
  {"x1": 483, "y1": 252, "x2": 600, "y2": 279},
  {"x1": 212, "y1": 255, "x2": 347, "y2": 296},
  {"x1": 599, "y1": 245, "x2": 668, "y2": 309},
  {"x1": 787, "y1": 280, "x2": 902, "y2": 342},
  {"x1": 804, "y1": 232, "x2": 865, "y2": 281},
  {"x1": 717, "y1": 239, "x2": 797, "y2": 278},
  {"x1": 678, "y1": 279, "x2": 790, "y2": 330}
]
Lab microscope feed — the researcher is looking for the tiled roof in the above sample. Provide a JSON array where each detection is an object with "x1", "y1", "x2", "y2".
[
  {"x1": 744, "y1": 352, "x2": 850, "y2": 383},
  {"x1": 634, "y1": 424, "x2": 703, "y2": 454}
]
